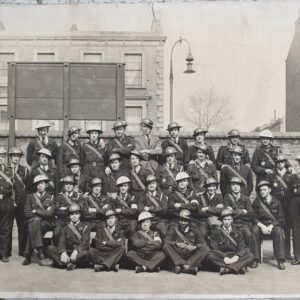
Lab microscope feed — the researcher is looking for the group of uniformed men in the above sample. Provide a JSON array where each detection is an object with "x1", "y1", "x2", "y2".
[{"x1": 1, "y1": 117, "x2": 300, "y2": 275}]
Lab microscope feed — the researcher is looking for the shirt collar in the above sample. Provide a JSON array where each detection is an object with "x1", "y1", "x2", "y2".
[
  {"x1": 37, "y1": 191, "x2": 45, "y2": 198},
  {"x1": 71, "y1": 220, "x2": 80, "y2": 226},
  {"x1": 39, "y1": 135, "x2": 49, "y2": 144},
  {"x1": 223, "y1": 225, "x2": 232, "y2": 233},
  {"x1": 133, "y1": 165, "x2": 141, "y2": 173}
]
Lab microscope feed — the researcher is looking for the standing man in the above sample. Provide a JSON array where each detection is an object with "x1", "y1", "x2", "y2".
[
  {"x1": 252, "y1": 181, "x2": 286, "y2": 270},
  {"x1": 89, "y1": 210, "x2": 126, "y2": 272},
  {"x1": 82, "y1": 125, "x2": 106, "y2": 178},
  {"x1": 162, "y1": 122, "x2": 189, "y2": 167},
  {"x1": 207, "y1": 208, "x2": 254, "y2": 275},
  {"x1": 0, "y1": 147, "x2": 14, "y2": 262},
  {"x1": 135, "y1": 118, "x2": 162, "y2": 174},
  {"x1": 127, "y1": 212, "x2": 166, "y2": 273},
  {"x1": 216, "y1": 129, "x2": 250, "y2": 171},
  {"x1": 105, "y1": 120, "x2": 135, "y2": 171},
  {"x1": 57, "y1": 126, "x2": 84, "y2": 178},
  {"x1": 26, "y1": 121, "x2": 58, "y2": 169},
  {"x1": 163, "y1": 209, "x2": 209, "y2": 275},
  {"x1": 47, "y1": 203, "x2": 90, "y2": 270}
]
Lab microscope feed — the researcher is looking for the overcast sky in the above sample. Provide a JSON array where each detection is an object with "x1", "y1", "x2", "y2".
[{"x1": 1, "y1": 1, "x2": 299, "y2": 131}]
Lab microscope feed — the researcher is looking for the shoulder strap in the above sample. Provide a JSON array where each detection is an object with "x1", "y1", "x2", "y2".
[
  {"x1": 36, "y1": 138, "x2": 44, "y2": 150},
  {"x1": 174, "y1": 227, "x2": 192, "y2": 245},
  {"x1": 275, "y1": 174, "x2": 288, "y2": 190},
  {"x1": 227, "y1": 194, "x2": 238, "y2": 209},
  {"x1": 175, "y1": 191, "x2": 189, "y2": 204},
  {"x1": 85, "y1": 143, "x2": 104, "y2": 161},
  {"x1": 195, "y1": 161, "x2": 209, "y2": 179},
  {"x1": 138, "y1": 230, "x2": 154, "y2": 242},
  {"x1": 199, "y1": 194, "x2": 208, "y2": 207},
  {"x1": 131, "y1": 171, "x2": 145, "y2": 191},
  {"x1": 164, "y1": 165, "x2": 176, "y2": 182},
  {"x1": 168, "y1": 139, "x2": 183, "y2": 155},
  {"x1": 113, "y1": 138, "x2": 123, "y2": 149},
  {"x1": 223, "y1": 165, "x2": 248, "y2": 187},
  {"x1": 116, "y1": 195, "x2": 129, "y2": 208},
  {"x1": 0, "y1": 170, "x2": 13, "y2": 187},
  {"x1": 33, "y1": 193, "x2": 46, "y2": 210},
  {"x1": 62, "y1": 193, "x2": 73, "y2": 205},
  {"x1": 218, "y1": 227, "x2": 238, "y2": 247},
  {"x1": 146, "y1": 193, "x2": 160, "y2": 208},
  {"x1": 259, "y1": 200, "x2": 276, "y2": 221},
  {"x1": 263, "y1": 150, "x2": 276, "y2": 167},
  {"x1": 88, "y1": 195, "x2": 101, "y2": 211},
  {"x1": 103, "y1": 227, "x2": 115, "y2": 242},
  {"x1": 64, "y1": 142, "x2": 79, "y2": 158},
  {"x1": 67, "y1": 223, "x2": 82, "y2": 240}
]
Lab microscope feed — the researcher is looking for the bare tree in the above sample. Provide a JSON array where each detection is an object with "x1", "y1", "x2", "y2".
[{"x1": 182, "y1": 88, "x2": 234, "y2": 130}]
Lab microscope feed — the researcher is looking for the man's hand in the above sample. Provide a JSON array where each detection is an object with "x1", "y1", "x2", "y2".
[
  {"x1": 186, "y1": 244, "x2": 196, "y2": 251},
  {"x1": 230, "y1": 255, "x2": 239, "y2": 264},
  {"x1": 116, "y1": 208, "x2": 122, "y2": 213},
  {"x1": 176, "y1": 242, "x2": 186, "y2": 249},
  {"x1": 105, "y1": 167, "x2": 111, "y2": 176},
  {"x1": 140, "y1": 149, "x2": 150, "y2": 154},
  {"x1": 174, "y1": 203, "x2": 181, "y2": 208},
  {"x1": 144, "y1": 206, "x2": 150, "y2": 212},
  {"x1": 202, "y1": 207, "x2": 209, "y2": 211},
  {"x1": 189, "y1": 160, "x2": 196, "y2": 165},
  {"x1": 267, "y1": 224, "x2": 274, "y2": 234},
  {"x1": 99, "y1": 138, "x2": 106, "y2": 149},
  {"x1": 224, "y1": 257, "x2": 231, "y2": 265},
  {"x1": 32, "y1": 209, "x2": 36, "y2": 214},
  {"x1": 265, "y1": 169, "x2": 274, "y2": 175},
  {"x1": 111, "y1": 193, "x2": 118, "y2": 200},
  {"x1": 216, "y1": 204, "x2": 224, "y2": 209},
  {"x1": 88, "y1": 208, "x2": 97, "y2": 213},
  {"x1": 60, "y1": 252, "x2": 69, "y2": 264},
  {"x1": 70, "y1": 250, "x2": 78, "y2": 263},
  {"x1": 59, "y1": 207, "x2": 67, "y2": 210}
]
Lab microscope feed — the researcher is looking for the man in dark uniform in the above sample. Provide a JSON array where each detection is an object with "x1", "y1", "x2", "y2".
[
  {"x1": 30, "y1": 148, "x2": 59, "y2": 195},
  {"x1": 57, "y1": 126, "x2": 84, "y2": 178},
  {"x1": 105, "y1": 120, "x2": 135, "y2": 171},
  {"x1": 135, "y1": 118, "x2": 162, "y2": 174},
  {"x1": 162, "y1": 122, "x2": 189, "y2": 167},
  {"x1": 189, "y1": 127, "x2": 216, "y2": 165},
  {"x1": 53, "y1": 176, "x2": 84, "y2": 246},
  {"x1": 82, "y1": 125, "x2": 106, "y2": 178},
  {"x1": 89, "y1": 209, "x2": 126, "y2": 272},
  {"x1": 187, "y1": 144, "x2": 217, "y2": 193},
  {"x1": 155, "y1": 147, "x2": 183, "y2": 196},
  {"x1": 127, "y1": 211, "x2": 166, "y2": 273},
  {"x1": 168, "y1": 172, "x2": 200, "y2": 229},
  {"x1": 207, "y1": 208, "x2": 254, "y2": 275},
  {"x1": 163, "y1": 209, "x2": 209, "y2": 275},
  {"x1": 216, "y1": 129, "x2": 250, "y2": 171},
  {"x1": 26, "y1": 121, "x2": 58, "y2": 169},
  {"x1": 139, "y1": 175, "x2": 168, "y2": 238},
  {"x1": 223, "y1": 177, "x2": 257, "y2": 268},
  {"x1": 220, "y1": 145, "x2": 253, "y2": 197},
  {"x1": 0, "y1": 147, "x2": 14, "y2": 262},
  {"x1": 252, "y1": 180, "x2": 286, "y2": 270},
  {"x1": 47, "y1": 203, "x2": 90, "y2": 270},
  {"x1": 82, "y1": 178, "x2": 111, "y2": 231},
  {"x1": 8, "y1": 147, "x2": 29, "y2": 257},
  {"x1": 22, "y1": 174, "x2": 55, "y2": 265}
]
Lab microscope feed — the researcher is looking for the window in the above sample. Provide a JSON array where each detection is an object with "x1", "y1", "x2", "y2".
[
  {"x1": 124, "y1": 54, "x2": 142, "y2": 86},
  {"x1": 83, "y1": 53, "x2": 102, "y2": 63},
  {"x1": 0, "y1": 52, "x2": 14, "y2": 78},
  {"x1": 37, "y1": 52, "x2": 55, "y2": 62},
  {"x1": 0, "y1": 105, "x2": 8, "y2": 130},
  {"x1": 125, "y1": 106, "x2": 142, "y2": 131}
]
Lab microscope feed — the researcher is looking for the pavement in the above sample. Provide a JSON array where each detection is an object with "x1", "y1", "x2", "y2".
[{"x1": 1, "y1": 230, "x2": 300, "y2": 298}]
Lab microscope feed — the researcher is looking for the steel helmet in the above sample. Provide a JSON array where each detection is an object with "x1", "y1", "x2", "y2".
[
  {"x1": 37, "y1": 148, "x2": 52, "y2": 158},
  {"x1": 35, "y1": 121, "x2": 51, "y2": 130},
  {"x1": 179, "y1": 209, "x2": 191, "y2": 220},
  {"x1": 60, "y1": 176, "x2": 75, "y2": 185},
  {"x1": 175, "y1": 172, "x2": 190, "y2": 182},
  {"x1": 138, "y1": 211, "x2": 153, "y2": 222},
  {"x1": 9, "y1": 147, "x2": 23, "y2": 156},
  {"x1": 33, "y1": 174, "x2": 49, "y2": 185},
  {"x1": 259, "y1": 129, "x2": 273, "y2": 139},
  {"x1": 218, "y1": 208, "x2": 235, "y2": 220},
  {"x1": 112, "y1": 120, "x2": 127, "y2": 130},
  {"x1": 116, "y1": 176, "x2": 131, "y2": 186},
  {"x1": 69, "y1": 203, "x2": 81, "y2": 213}
]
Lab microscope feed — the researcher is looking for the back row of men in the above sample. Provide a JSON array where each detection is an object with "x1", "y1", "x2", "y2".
[{"x1": 1, "y1": 118, "x2": 300, "y2": 273}]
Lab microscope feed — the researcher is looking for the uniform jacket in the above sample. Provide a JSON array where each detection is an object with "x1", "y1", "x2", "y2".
[
  {"x1": 197, "y1": 192, "x2": 224, "y2": 219},
  {"x1": 72, "y1": 172, "x2": 91, "y2": 194},
  {"x1": 161, "y1": 138, "x2": 189, "y2": 167},
  {"x1": 111, "y1": 192, "x2": 138, "y2": 221},
  {"x1": 0, "y1": 165, "x2": 13, "y2": 201},
  {"x1": 105, "y1": 169, "x2": 130, "y2": 194},
  {"x1": 9, "y1": 164, "x2": 29, "y2": 205},
  {"x1": 131, "y1": 229, "x2": 162, "y2": 251},
  {"x1": 57, "y1": 221, "x2": 90, "y2": 253},
  {"x1": 129, "y1": 165, "x2": 151, "y2": 193},
  {"x1": 94, "y1": 225, "x2": 125, "y2": 250},
  {"x1": 188, "y1": 142, "x2": 216, "y2": 165},
  {"x1": 289, "y1": 173, "x2": 300, "y2": 198}
]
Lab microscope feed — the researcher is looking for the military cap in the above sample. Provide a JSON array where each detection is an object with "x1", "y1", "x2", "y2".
[
  {"x1": 179, "y1": 209, "x2": 191, "y2": 221},
  {"x1": 37, "y1": 148, "x2": 52, "y2": 158},
  {"x1": 175, "y1": 172, "x2": 190, "y2": 182},
  {"x1": 33, "y1": 174, "x2": 49, "y2": 185},
  {"x1": 275, "y1": 154, "x2": 286, "y2": 163},
  {"x1": 9, "y1": 147, "x2": 23, "y2": 156},
  {"x1": 130, "y1": 149, "x2": 143, "y2": 159},
  {"x1": 229, "y1": 145, "x2": 244, "y2": 155},
  {"x1": 35, "y1": 121, "x2": 51, "y2": 130},
  {"x1": 218, "y1": 208, "x2": 235, "y2": 220},
  {"x1": 116, "y1": 176, "x2": 131, "y2": 186},
  {"x1": 146, "y1": 174, "x2": 157, "y2": 183},
  {"x1": 109, "y1": 153, "x2": 121, "y2": 162},
  {"x1": 256, "y1": 180, "x2": 272, "y2": 190},
  {"x1": 203, "y1": 178, "x2": 219, "y2": 188},
  {"x1": 67, "y1": 126, "x2": 81, "y2": 136},
  {"x1": 166, "y1": 122, "x2": 182, "y2": 131},
  {"x1": 194, "y1": 144, "x2": 209, "y2": 154},
  {"x1": 193, "y1": 127, "x2": 208, "y2": 136},
  {"x1": 228, "y1": 129, "x2": 240, "y2": 138},
  {"x1": 141, "y1": 118, "x2": 154, "y2": 128},
  {"x1": 138, "y1": 211, "x2": 153, "y2": 222},
  {"x1": 106, "y1": 209, "x2": 116, "y2": 218},
  {"x1": 0, "y1": 147, "x2": 6, "y2": 155},
  {"x1": 259, "y1": 129, "x2": 273, "y2": 139},
  {"x1": 89, "y1": 177, "x2": 102, "y2": 187},
  {"x1": 69, "y1": 203, "x2": 81, "y2": 213},
  {"x1": 60, "y1": 176, "x2": 75, "y2": 184},
  {"x1": 67, "y1": 157, "x2": 81, "y2": 167},
  {"x1": 230, "y1": 177, "x2": 244, "y2": 186},
  {"x1": 163, "y1": 147, "x2": 177, "y2": 156},
  {"x1": 112, "y1": 120, "x2": 127, "y2": 130},
  {"x1": 86, "y1": 125, "x2": 103, "y2": 134}
]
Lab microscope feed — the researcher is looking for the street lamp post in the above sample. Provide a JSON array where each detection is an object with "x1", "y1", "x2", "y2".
[{"x1": 169, "y1": 36, "x2": 196, "y2": 123}]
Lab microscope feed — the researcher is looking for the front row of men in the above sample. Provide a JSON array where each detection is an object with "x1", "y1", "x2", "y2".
[{"x1": 18, "y1": 171, "x2": 288, "y2": 273}]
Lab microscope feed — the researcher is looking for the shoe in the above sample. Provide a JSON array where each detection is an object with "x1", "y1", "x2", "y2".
[
  {"x1": 22, "y1": 257, "x2": 31, "y2": 266},
  {"x1": 135, "y1": 266, "x2": 144, "y2": 273},
  {"x1": 239, "y1": 267, "x2": 246, "y2": 275},
  {"x1": 291, "y1": 259, "x2": 300, "y2": 265},
  {"x1": 277, "y1": 262, "x2": 285, "y2": 270},
  {"x1": 94, "y1": 264, "x2": 105, "y2": 272},
  {"x1": 112, "y1": 264, "x2": 119, "y2": 272},
  {"x1": 1, "y1": 256, "x2": 9, "y2": 263},
  {"x1": 37, "y1": 249, "x2": 45, "y2": 260},
  {"x1": 188, "y1": 267, "x2": 197, "y2": 275},
  {"x1": 286, "y1": 255, "x2": 294, "y2": 261},
  {"x1": 219, "y1": 267, "x2": 229, "y2": 275},
  {"x1": 66, "y1": 263, "x2": 76, "y2": 271},
  {"x1": 174, "y1": 265, "x2": 181, "y2": 274},
  {"x1": 153, "y1": 267, "x2": 160, "y2": 273},
  {"x1": 182, "y1": 264, "x2": 190, "y2": 271},
  {"x1": 250, "y1": 261, "x2": 258, "y2": 269}
]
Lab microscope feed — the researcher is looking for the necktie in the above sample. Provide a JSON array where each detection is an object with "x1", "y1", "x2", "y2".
[
  {"x1": 42, "y1": 137, "x2": 46, "y2": 146},
  {"x1": 146, "y1": 135, "x2": 150, "y2": 146}
]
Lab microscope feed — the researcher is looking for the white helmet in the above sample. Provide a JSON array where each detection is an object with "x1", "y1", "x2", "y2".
[
  {"x1": 175, "y1": 172, "x2": 190, "y2": 182},
  {"x1": 116, "y1": 176, "x2": 131, "y2": 186},
  {"x1": 138, "y1": 211, "x2": 153, "y2": 222},
  {"x1": 259, "y1": 129, "x2": 273, "y2": 139}
]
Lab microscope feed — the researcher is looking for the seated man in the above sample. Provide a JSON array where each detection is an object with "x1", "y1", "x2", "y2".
[
  {"x1": 82, "y1": 178, "x2": 111, "y2": 231},
  {"x1": 252, "y1": 180, "x2": 286, "y2": 270},
  {"x1": 47, "y1": 203, "x2": 90, "y2": 270},
  {"x1": 53, "y1": 176, "x2": 84, "y2": 246},
  {"x1": 163, "y1": 209, "x2": 209, "y2": 275},
  {"x1": 111, "y1": 176, "x2": 138, "y2": 238},
  {"x1": 126, "y1": 211, "x2": 166, "y2": 273},
  {"x1": 207, "y1": 208, "x2": 254, "y2": 275},
  {"x1": 223, "y1": 177, "x2": 257, "y2": 268},
  {"x1": 22, "y1": 175, "x2": 55, "y2": 265},
  {"x1": 89, "y1": 210, "x2": 126, "y2": 272},
  {"x1": 139, "y1": 175, "x2": 168, "y2": 238}
]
